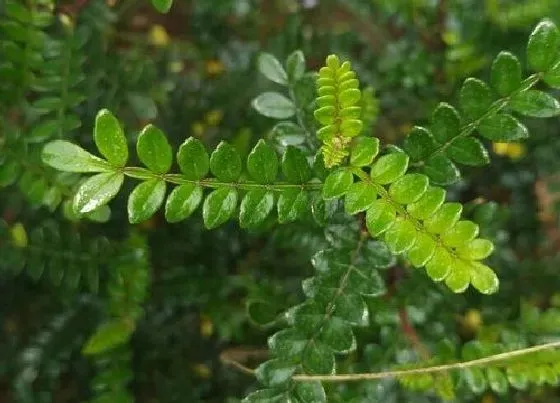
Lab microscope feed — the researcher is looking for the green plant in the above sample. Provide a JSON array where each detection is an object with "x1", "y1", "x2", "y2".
[{"x1": 3, "y1": 1, "x2": 560, "y2": 402}]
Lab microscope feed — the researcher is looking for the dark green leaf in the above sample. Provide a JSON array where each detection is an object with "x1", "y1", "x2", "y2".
[
  {"x1": 258, "y1": 53, "x2": 288, "y2": 85},
  {"x1": 151, "y1": 0, "x2": 173, "y2": 13},
  {"x1": 463, "y1": 368, "x2": 488, "y2": 394},
  {"x1": 431, "y1": 103, "x2": 460, "y2": 143},
  {"x1": 256, "y1": 359, "x2": 297, "y2": 386},
  {"x1": 0, "y1": 160, "x2": 20, "y2": 187},
  {"x1": 177, "y1": 137, "x2": 209, "y2": 180},
  {"x1": 323, "y1": 169, "x2": 353, "y2": 199},
  {"x1": 319, "y1": 317, "x2": 355, "y2": 353},
  {"x1": 292, "y1": 382, "x2": 326, "y2": 403},
  {"x1": 210, "y1": 142, "x2": 242, "y2": 182},
  {"x1": 459, "y1": 78, "x2": 492, "y2": 121},
  {"x1": 333, "y1": 293, "x2": 369, "y2": 326},
  {"x1": 370, "y1": 152, "x2": 409, "y2": 185},
  {"x1": 447, "y1": 137, "x2": 489, "y2": 166},
  {"x1": 271, "y1": 122, "x2": 306, "y2": 146},
  {"x1": 202, "y1": 187, "x2": 238, "y2": 229},
  {"x1": 388, "y1": 173, "x2": 429, "y2": 204},
  {"x1": 403, "y1": 127, "x2": 437, "y2": 161},
  {"x1": 491, "y1": 52, "x2": 522, "y2": 96},
  {"x1": 527, "y1": 19, "x2": 560, "y2": 72},
  {"x1": 82, "y1": 319, "x2": 134, "y2": 355},
  {"x1": 510, "y1": 90, "x2": 560, "y2": 117},
  {"x1": 302, "y1": 341, "x2": 335, "y2": 375},
  {"x1": 344, "y1": 182, "x2": 377, "y2": 214},
  {"x1": 286, "y1": 50, "x2": 306, "y2": 82},
  {"x1": 242, "y1": 389, "x2": 287, "y2": 403},
  {"x1": 252, "y1": 92, "x2": 296, "y2": 119},
  {"x1": 239, "y1": 189, "x2": 274, "y2": 228},
  {"x1": 479, "y1": 113, "x2": 528, "y2": 141},
  {"x1": 268, "y1": 328, "x2": 308, "y2": 358},
  {"x1": 127, "y1": 179, "x2": 166, "y2": 223},
  {"x1": 247, "y1": 140, "x2": 279, "y2": 184},
  {"x1": 94, "y1": 109, "x2": 128, "y2": 167},
  {"x1": 165, "y1": 183, "x2": 203, "y2": 223},
  {"x1": 42, "y1": 140, "x2": 111, "y2": 173},
  {"x1": 136, "y1": 125, "x2": 172, "y2": 174},
  {"x1": 277, "y1": 189, "x2": 307, "y2": 223},
  {"x1": 73, "y1": 172, "x2": 124, "y2": 214},
  {"x1": 247, "y1": 300, "x2": 280, "y2": 327},
  {"x1": 281, "y1": 146, "x2": 312, "y2": 183},
  {"x1": 423, "y1": 154, "x2": 460, "y2": 185},
  {"x1": 350, "y1": 137, "x2": 379, "y2": 166}
]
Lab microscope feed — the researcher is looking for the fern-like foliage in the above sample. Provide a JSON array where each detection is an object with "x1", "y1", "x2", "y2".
[
  {"x1": 403, "y1": 19, "x2": 560, "y2": 185},
  {"x1": 0, "y1": 219, "x2": 111, "y2": 292}
]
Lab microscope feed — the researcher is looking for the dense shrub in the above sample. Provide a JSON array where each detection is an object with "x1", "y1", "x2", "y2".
[{"x1": 1, "y1": 1, "x2": 560, "y2": 402}]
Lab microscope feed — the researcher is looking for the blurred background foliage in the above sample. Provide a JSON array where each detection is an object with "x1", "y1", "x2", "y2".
[{"x1": 1, "y1": 0, "x2": 560, "y2": 402}]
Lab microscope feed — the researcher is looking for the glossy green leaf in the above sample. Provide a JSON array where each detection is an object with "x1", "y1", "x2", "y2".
[
  {"x1": 210, "y1": 142, "x2": 242, "y2": 182},
  {"x1": 151, "y1": 0, "x2": 172, "y2": 13},
  {"x1": 73, "y1": 172, "x2": 124, "y2": 214},
  {"x1": 164, "y1": 183, "x2": 202, "y2": 223},
  {"x1": 510, "y1": 90, "x2": 560, "y2": 118},
  {"x1": 282, "y1": 146, "x2": 312, "y2": 183},
  {"x1": 319, "y1": 317, "x2": 355, "y2": 353},
  {"x1": 456, "y1": 238, "x2": 494, "y2": 260},
  {"x1": 479, "y1": 113, "x2": 528, "y2": 141},
  {"x1": 491, "y1": 52, "x2": 522, "y2": 96},
  {"x1": 441, "y1": 220, "x2": 479, "y2": 247},
  {"x1": 247, "y1": 140, "x2": 278, "y2": 184},
  {"x1": 258, "y1": 53, "x2": 288, "y2": 85},
  {"x1": 242, "y1": 389, "x2": 287, "y2": 403},
  {"x1": 268, "y1": 328, "x2": 308, "y2": 358},
  {"x1": 302, "y1": 341, "x2": 335, "y2": 375},
  {"x1": 255, "y1": 359, "x2": 297, "y2": 386},
  {"x1": 344, "y1": 181, "x2": 377, "y2": 214},
  {"x1": 127, "y1": 179, "x2": 166, "y2": 223},
  {"x1": 94, "y1": 109, "x2": 128, "y2": 167},
  {"x1": 463, "y1": 368, "x2": 488, "y2": 394},
  {"x1": 277, "y1": 189, "x2": 307, "y2": 223},
  {"x1": 431, "y1": 103, "x2": 460, "y2": 143},
  {"x1": 527, "y1": 19, "x2": 560, "y2": 72},
  {"x1": 544, "y1": 60, "x2": 560, "y2": 88},
  {"x1": 292, "y1": 382, "x2": 326, "y2": 403},
  {"x1": 407, "y1": 187, "x2": 446, "y2": 220},
  {"x1": 0, "y1": 161, "x2": 20, "y2": 187},
  {"x1": 404, "y1": 127, "x2": 437, "y2": 161},
  {"x1": 388, "y1": 173, "x2": 429, "y2": 204},
  {"x1": 177, "y1": 137, "x2": 210, "y2": 180},
  {"x1": 487, "y1": 367, "x2": 508, "y2": 394},
  {"x1": 423, "y1": 154, "x2": 460, "y2": 185},
  {"x1": 384, "y1": 218, "x2": 416, "y2": 254},
  {"x1": 447, "y1": 137, "x2": 489, "y2": 166},
  {"x1": 240, "y1": 190, "x2": 274, "y2": 228},
  {"x1": 323, "y1": 169, "x2": 353, "y2": 199},
  {"x1": 42, "y1": 140, "x2": 111, "y2": 173},
  {"x1": 444, "y1": 260, "x2": 471, "y2": 293},
  {"x1": 286, "y1": 50, "x2": 306, "y2": 82},
  {"x1": 425, "y1": 248, "x2": 452, "y2": 281},
  {"x1": 82, "y1": 319, "x2": 134, "y2": 355},
  {"x1": 136, "y1": 125, "x2": 172, "y2": 174},
  {"x1": 366, "y1": 199, "x2": 396, "y2": 236},
  {"x1": 460, "y1": 78, "x2": 492, "y2": 121},
  {"x1": 471, "y1": 262, "x2": 499, "y2": 294},
  {"x1": 202, "y1": 187, "x2": 238, "y2": 229},
  {"x1": 424, "y1": 202, "x2": 462, "y2": 234},
  {"x1": 252, "y1": 92, "x2": 296, "y2": 119},
  {"x1": 350, "y1": 137, "x2": 379, "y2": 166},
  {"x1": 333, "y1": 293, "x2": 369, "y2": 326},
  {"x1": 370, "y1": 152, "x2": 409, "y2": 185},
  {"x1": 407, "y1": 232, "x2": 436, "y2": 267}
]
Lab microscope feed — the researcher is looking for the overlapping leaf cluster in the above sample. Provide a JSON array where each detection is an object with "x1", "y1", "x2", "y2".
[
  {"x1": 0, "y1": 219, "x2": 110, "y2": 292},
  {"x1": 404, "y1": 19, "x2": 560, "y2": 185}
]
